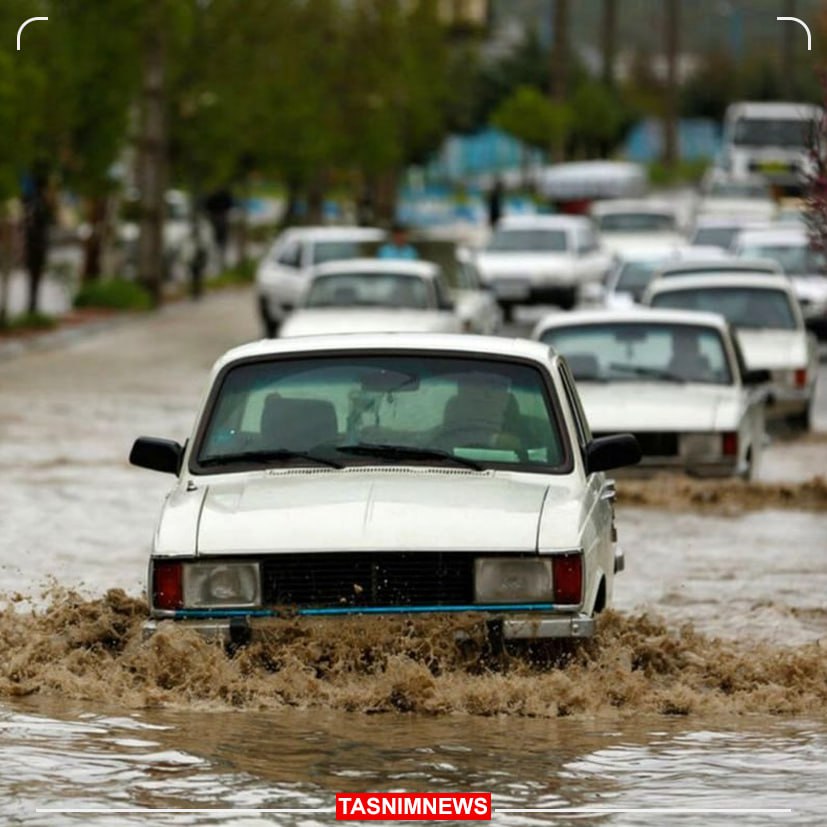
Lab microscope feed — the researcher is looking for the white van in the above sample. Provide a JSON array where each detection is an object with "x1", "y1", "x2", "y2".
[{"x1": 721, "y1": 101, "x2": 823, "y2": 193}]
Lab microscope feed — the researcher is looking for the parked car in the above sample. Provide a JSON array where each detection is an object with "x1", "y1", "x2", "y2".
[
  {"x1": 644, "y1": 274, "x2": 819, "y2": 428},
  {"x1": 278, "y1": 259, "x2": 463, "y2": 337},
  {"x1": 651, "y1": 257, "x2": 782, "y2": 282},
  {"x1": 589, "y1": 199, "x2": 684, "y2": 257},
  {"x1": 536, "y1": 160, "x2": 648, "y2": 214},
  {"x1": 475, "y1": 214, "x2": 612, "y2": 318},
  {"x1": 733, "y1": 226, "x2": 827, "y2": 340},
  {"x1": 130, "y1": 333, "x2": 641, "y2": 645},
  {"x1": 532, "y1": 309, "x2": 768, "y2": 479},
  {"x1": 255, "y1": 226, "x2": 386, "y2": 336}
]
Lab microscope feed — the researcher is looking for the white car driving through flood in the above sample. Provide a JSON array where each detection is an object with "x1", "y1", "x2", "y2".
[
  {"x1": 533, "y1": 310, "x2": 768, "y2": 479},
  {"x1": 278, "y1": 259, "x2": 463, "y2": 337},
  {"x1": 129, "y1": 334, "x2": 641, "y2": 646},
  {"x1": 644, "y1": 274, "x2": 819, "y2": 429}
]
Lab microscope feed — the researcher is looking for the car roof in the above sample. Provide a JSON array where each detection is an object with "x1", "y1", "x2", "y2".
[
  {"x1": 727, "y1": 101, "x2": 822, "y2": 119},
  {"x1": 735, "y1": 227, "x2": 809, "y2": 247},
  {"x1": 692, "y1": 215, "x2": 769, "y2": 229},
  {"x1": 309, "y1": 258, "x2": 441, "y2": 279},
  {"x1": 534, "y1": 307, "x2": 729, "y2": 335},
  {"x1": 590, "y1": 199, "x2": 677, "y2": 216},
  {"x1": 647, "y1": 273, "x2": 795, "y2": 294},
  {"x1": 212, "y1": 334, "x2": 555, "y2": 373},
  {"x1": 495, "y1": 214, "x2": 591, "y2": 231},
  {"x1": 280, "y1": 226, "x2": 386, "y2": 242},
  {"x1": 657, "y1": 257, "x2": 781, "y2": 275}
]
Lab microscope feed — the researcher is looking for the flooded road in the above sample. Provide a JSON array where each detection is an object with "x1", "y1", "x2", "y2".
[{"x1": 1, "y1": 288, "x2": 826, "y2": 824}]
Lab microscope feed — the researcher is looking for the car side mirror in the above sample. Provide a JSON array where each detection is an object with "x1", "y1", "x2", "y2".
[
  {"x1": 130, "y1": 437, "x2": 183, "y2": 474},
  {"x1": 742, "y1": 368, "x2": 771, "y2": 385},
  {"x1": 585, "y1": 434, "x2": 641, "y2": 474}
]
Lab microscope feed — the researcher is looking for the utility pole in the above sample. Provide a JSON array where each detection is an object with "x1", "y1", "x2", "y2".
[
  {"x1": 136, "y1": 0, "x2": 167, "y2": 307},
  {"x1": 550, "y1": 0, "x2": 569, "y2": 161},
  {"x1": 601, "y1": 0, "x2": 617, "y2": 88},
  {"x1": 663, "y1": 0, "x2": 680, "y2": 171}
]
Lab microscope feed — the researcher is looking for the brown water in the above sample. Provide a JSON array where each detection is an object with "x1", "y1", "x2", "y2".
[{"x1": 2, "y1": 289, "x2": 827, "y2": 824}]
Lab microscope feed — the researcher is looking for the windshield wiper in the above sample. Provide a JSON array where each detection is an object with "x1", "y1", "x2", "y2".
[
  {"x1": 199, "y1": 449, "x2": 343, "y2": 469},
  {"x1": 609, "y1": 363, "x2": 686, "y2": 383},
  {"x1": 334, "y1": 443, "x2": 483, "y2": 471}
]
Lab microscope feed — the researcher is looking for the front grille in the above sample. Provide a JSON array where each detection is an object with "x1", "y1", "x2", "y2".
[
  {"x1": 596, "y1": 431, "x2": 679, "y2": 457},
  {"x1": 260, "y1": 552, "x2": 480, "y2": 607}
]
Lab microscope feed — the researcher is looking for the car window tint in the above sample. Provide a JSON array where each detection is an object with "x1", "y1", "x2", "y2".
[
  {"x1": 598, "y1": 213, "x2": 675, "y2": 233},
  {"x1": 304, "y1": 273, "x2": 430, "y2": 309},
  {"x1": 487, "y1": 229, "x2": 568, "y2": 253},
  {"x1": 558, "y1": 362, "x2": 591, "y2": 446},
  {"x1": 541, "y1": 322, "x2": 734, "y2": 385},
  {"x1": 277, "y1": 241, "x2": 302, "y2": 268},
  {"x1": 195, "y1": 356, "x2": 570, "y2": 474},
  {"x1": 650, "y1": 287, "x2": 797, "y2": 330},
  {"x1": 310, "y1": 240, "x2": 367, "y2": 266}
]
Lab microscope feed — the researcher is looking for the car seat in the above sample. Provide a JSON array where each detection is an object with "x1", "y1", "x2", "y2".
[{"x1": 260, "y1": 394, "x2": 338, "y2": 451}]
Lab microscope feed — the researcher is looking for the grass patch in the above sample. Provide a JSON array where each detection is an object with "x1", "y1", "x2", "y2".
[
  {"x1": 2, "y1": 312, "x2": 57, "y2": 332},
  {"x1": 207, "y1": 260, "x2": 257, "y2": 290},
  {"x1": 74, "y1": 279, "x2": 152, "y2": 311},
  {"x1": 647, "y1": 158, "x2": 709, "y2": 186}
]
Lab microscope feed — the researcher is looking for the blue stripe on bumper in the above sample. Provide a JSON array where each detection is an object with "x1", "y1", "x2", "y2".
[{"x1": 172, "y1": 603, "x2": 558, "y2": 619}]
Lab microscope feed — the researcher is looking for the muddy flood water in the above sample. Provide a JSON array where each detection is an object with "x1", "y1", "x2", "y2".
[{"x1": 1, "y1": 290, "x2": 826, "y2": 825}]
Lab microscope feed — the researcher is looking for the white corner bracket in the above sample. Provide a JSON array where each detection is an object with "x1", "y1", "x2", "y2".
[
  {"x1": 777, "y1": 16, "x2": 812, "y2": 51},
  {"x1": 16, "y1": 16, "x2": 49, "y2": 51}
]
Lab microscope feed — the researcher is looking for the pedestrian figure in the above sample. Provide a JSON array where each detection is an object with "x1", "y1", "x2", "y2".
[
  {"x1": 204, "y1": 187, "x2": 234, "y2": 270},
  {"x1": 487, "y1": 177, "x2": 504, "y2": 229},
  {"x1": 377, "y1": 223, "x2": 418, "y2": 260}
]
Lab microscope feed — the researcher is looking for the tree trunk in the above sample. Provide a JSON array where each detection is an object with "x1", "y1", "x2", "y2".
[
  {"x1": 782, "y1": 0, "x2": 797, "y2": 99},
  {"x1": 0, "y1": 203, "x2": 11, "y2": 327},
  {"x1": 663, "y1": 0, "x2": 680, "y2": 172},
  {"x1": 82, "y1": 195, "x2": 108, "y2": 283},
  {"x1": 136, "y1": 2, "x2": 167, "y2": 308},
  {"x1": 23, "y1": 175, "x2": 51, "y2": 316},
  {"x1": 550, "y1": 0, "x2": 569, "y2": 161},
  {"x1": 601, "y1": 0, "x2": 616, "y2": 88}
]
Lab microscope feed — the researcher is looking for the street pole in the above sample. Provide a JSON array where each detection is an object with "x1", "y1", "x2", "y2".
[
  {"x1": 782, "y1": 0, "x2": 797, "y2": 99},
  {"x1": 601, "y1": 0, "x2": 616, "y2": 89},
  {"x1": 550, "y1": 0, "x2": 569, "y2": 161}
]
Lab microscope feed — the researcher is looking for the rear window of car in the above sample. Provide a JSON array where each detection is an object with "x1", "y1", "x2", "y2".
[
  {"x1": 193, "y1": 354, "x2": 571, "y2": 475},
  {"x1": 310, "y1": 240, "x2": 368, "y2": 266},
  {"x1": 650, "y1": 287, "x2": 797, "y2": 330},
  {"x1": 487, "y1": 228, "x2": 568, "y2": 253},
  {"x1": 304, "y1": 273, "x2": 431, "y2": 310},
  {"x1": 597, "y1": 213, "x2": 676, "y2": 233},
  {"x1": 540, "y1": 322, "x2": 733, "y2": 385}
]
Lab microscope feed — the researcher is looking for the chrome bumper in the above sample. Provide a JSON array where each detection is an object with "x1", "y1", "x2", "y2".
[{"x1": 143, "y1": 612, "x2": 596, "y2": 644}]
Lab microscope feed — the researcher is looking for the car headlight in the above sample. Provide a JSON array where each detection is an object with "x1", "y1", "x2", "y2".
[
  {"x1": 183, "y1": 562, "x2": 261, "y2": 608},
  {"x1": 474, "y1": 558, "x2": 553, "y2": 604}
]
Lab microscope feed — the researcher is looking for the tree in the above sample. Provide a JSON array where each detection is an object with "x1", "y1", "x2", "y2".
[{"x1": 492, "y1": 85, "x2": 570, "y2": 169}]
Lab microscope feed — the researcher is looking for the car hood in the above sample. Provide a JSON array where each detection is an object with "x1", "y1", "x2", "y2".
[
  {"x1": 578, "y1": 381, "x2": 742, "y2": 431},
  {"x1": 735, "y1": 329, "x2": 809, "y2": 369},
  {"x1": 195, "y1": 470, "x2": 576, "y2": 554},
  {"x1": 790, "y1": 276, "x2": 827, "y2": 305},
  {"x1": 476, "y1": 252, "x2": 571, "y2": 275},
  {"x1": 601, "y1": 234, "x2": 684, "y2": 257},
  {"x1": 279, "y1": 308, "x2": 460, "y2": 337}
]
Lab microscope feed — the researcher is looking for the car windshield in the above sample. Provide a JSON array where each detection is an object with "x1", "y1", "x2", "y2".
[
  {"x1": 195, "y1": 355, "x2": 568, "y2": 473},
  {"x1": 597, "y1": 213, "x2": 675, "y2": 233},
  {"x1": 311, "y1": 240, "x2": 369, "y2": 266},
  {"x1": 732, "y1": 117, "x2": 813, "y2": 147},
  {"x1": 304, "y1": 273, "x2": 431, "y2": 309},
  {"x1": 615, "y1": 260, "x2": 661, "y2": 294},
  {"x1": 739, "y1": 244, "x2": 826, "y2": 276},
  {"x1": 541, "y1": 323, "x2": 732, "y2": 385},
  {"x1": 650, "y1": 287, "x2": 797, "y2": 330},
  {"x1": 487, "y1": 228, "x2": 568, "y2": 253},
  {"x1": 692, "y1": 226, "x2": 739, "y2": 248}
]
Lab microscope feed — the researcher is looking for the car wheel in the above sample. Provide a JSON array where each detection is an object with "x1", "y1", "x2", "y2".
[
  {"x1": 558, "y1": 287, "x2": 577, "y2": 311},
  {"x1": 258, "y1": 296, "x2": 279, "y2": 338},
  {"x1": 500, "y1": 302, "x2": 515, "y2": 323}
]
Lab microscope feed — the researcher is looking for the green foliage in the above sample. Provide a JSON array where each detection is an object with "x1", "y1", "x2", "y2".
[
  {"x1": 492, "y1": 85, "x2": 570, "y2": 153},
  {"x1": 2, "y1": 312, "x2": 57, "y2": 332},
  {"x1": 74, "y1": 279, "x2": 153, "y2": 311},
  {"x1": 207, "y1": 261, "x2": 257, "y2": 291},
  {"x1": 570, "y1": 81, "x2": 627, "y2": 156}
]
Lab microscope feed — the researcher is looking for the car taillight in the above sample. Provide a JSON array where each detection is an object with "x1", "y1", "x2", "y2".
[
  {"x1": 153, "y1": 560, "x2": 183, "y2": 610},
  {"x1": 552, "y1": 553, "x2": 582, "y2": 604},
  {"x1": 722, "y1": 431, "x2": 738, "y2": 457},
  {"x1": 794, "y1": 368, "x2": 807, "y2": 388}
]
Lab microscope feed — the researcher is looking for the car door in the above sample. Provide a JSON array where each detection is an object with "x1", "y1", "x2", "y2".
[
  {"x1": 573, "y1": 226, "x2": 611, "y2": 286},
  {"x1": 557, "y1": 359, "x2": 615, "y2": 609},
  {"x1": 729, "y1": 327, "x2": 766, "y2": 473}
]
